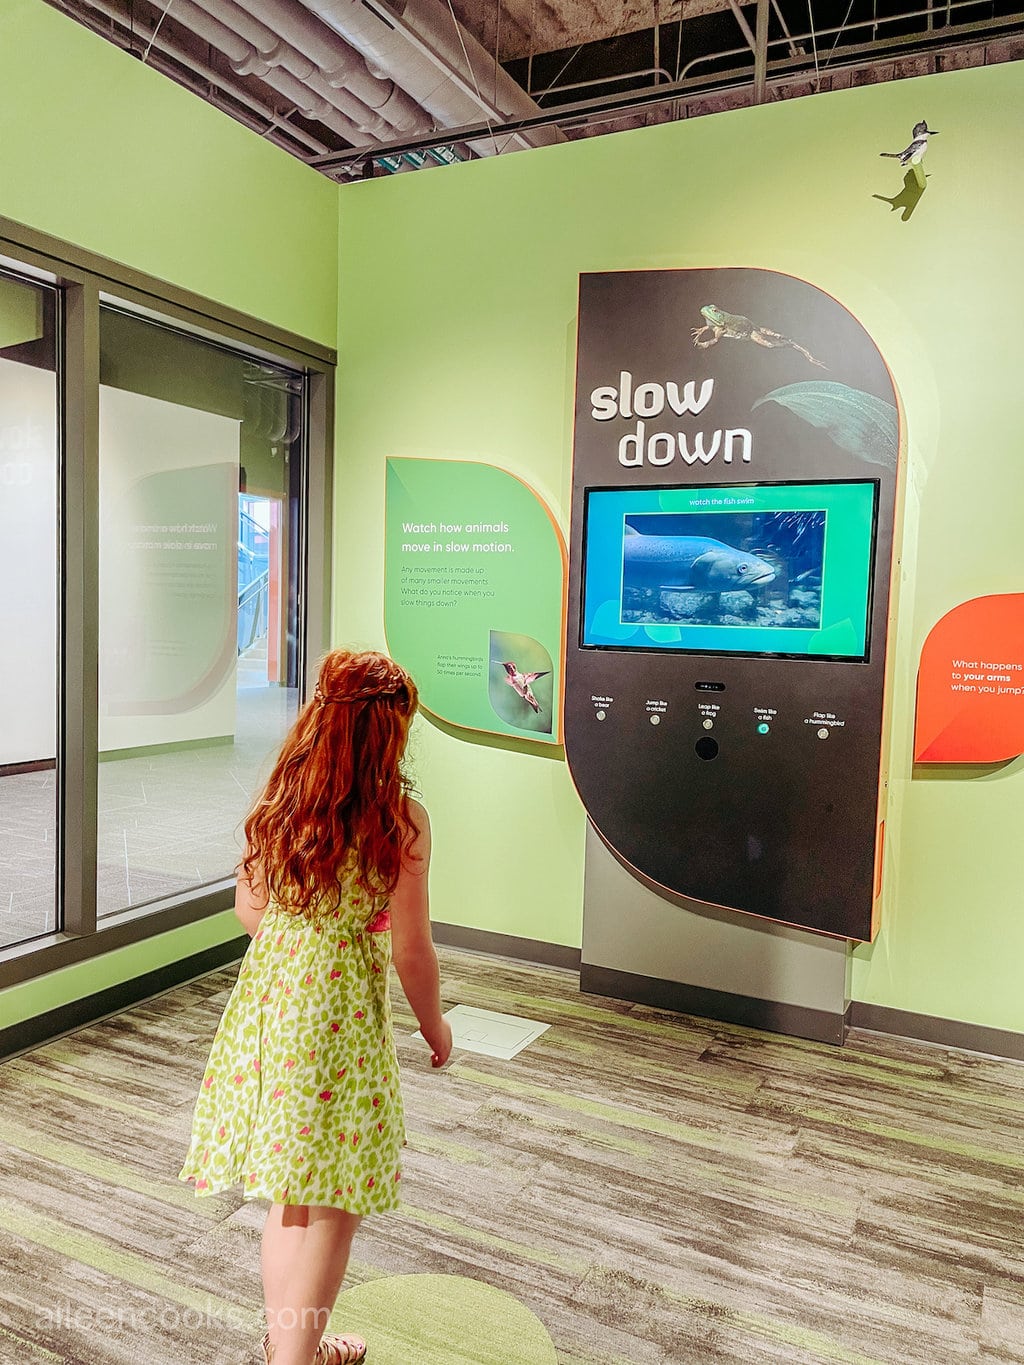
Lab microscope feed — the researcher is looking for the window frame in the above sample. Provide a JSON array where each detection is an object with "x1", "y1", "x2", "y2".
[{"x1": 0, "y1": 215, "x2": 335, "y2": 990}]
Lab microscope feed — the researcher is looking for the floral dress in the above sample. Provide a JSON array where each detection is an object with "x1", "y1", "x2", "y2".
[{"x1": 180, "y1": 879, "x2": 404, "y2": 1214}]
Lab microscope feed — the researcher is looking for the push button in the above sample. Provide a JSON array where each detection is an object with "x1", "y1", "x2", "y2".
[{"x1": 695, "y1": 736, "x2": 719, "y2": 761}]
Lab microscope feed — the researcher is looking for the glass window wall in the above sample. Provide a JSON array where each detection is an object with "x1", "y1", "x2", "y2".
[
  {"x1": 96, "y1": 310, "x2": 305, "y2": 919},
  {"x1": 0, "y1": 272, "x2": 59, "y2": 950},
  {"x1": 0, "y1": 232, "x2": 330, "y2": 985}
]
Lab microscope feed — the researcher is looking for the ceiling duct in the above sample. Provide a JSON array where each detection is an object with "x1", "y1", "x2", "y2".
[
  {"x1": 168, "y1": 0, "x2": 392, "y2": 139},
  {"x1": 185, "y1": 0, "x2": 428, "y2": 134},
  {"x1": 62, "y1": 0, "x2": 333, "y2": 157},
  {"x1": 154, "y1": 0, "x2": 369, "y2": 140},
  {"x1": 298, "y1": 0, "x2": 564, "y2": 155}
]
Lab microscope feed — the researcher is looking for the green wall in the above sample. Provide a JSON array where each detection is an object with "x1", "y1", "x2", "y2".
[
  {"x1": 0, "y1": 1, "x2": 336, "y2": 1031},
  {"x1": 2, "y1": 0, "x2": 1022, "y2": 1041},
  {"x1": 335, "y1": 61, "x2": 1024, "y2": 1033},
  {"x1": 0, "y1": 0, "x2": 338, "y2": 347}
]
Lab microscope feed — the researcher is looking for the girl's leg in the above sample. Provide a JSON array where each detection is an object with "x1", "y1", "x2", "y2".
[
  {"x1": 261, "y1": 1203, "x2": 309, "y2": 1338},
  {"x1": 262, "y1": 1204, "x2": 363, "y2": 1365}
]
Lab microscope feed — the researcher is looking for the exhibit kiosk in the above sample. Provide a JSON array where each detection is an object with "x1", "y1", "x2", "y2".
[{"x1": 564, "y1": 269, "x2": 903, "y2": 1041}]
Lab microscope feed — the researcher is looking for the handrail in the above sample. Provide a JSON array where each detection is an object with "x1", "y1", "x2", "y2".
[
  {"x1": 239, "y1": 569, "x2": 270, "y2": 609},
  {"x1": 238, "y1": 566, "x2": 271, "y2": 655}
]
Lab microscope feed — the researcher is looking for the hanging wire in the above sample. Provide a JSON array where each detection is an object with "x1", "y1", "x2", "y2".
[
  {"x1": 493, "y1": 0, "x2": 502, "y2": 106},
  {"x1": 141, "y1": 0, "x2": 176, "y2": 63},
  {"x1": 494, "y1": 38, "x2": 580, "y2": 152},
  {"x1": 445, "y1": 0, "x2": 499, "y2": 155},
  {"x1": 533, "y1": 44, "x2": 585, "y2": 105},
  {"x1": 823, "y1": 0, "x2": 860, "y2": 68},
  {"x1": 806, "y1": 0, "x2": 822, "y2": 88}
]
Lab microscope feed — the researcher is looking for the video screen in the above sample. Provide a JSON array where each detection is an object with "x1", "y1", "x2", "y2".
[{"x1": 581, "y1": 481, "x2": 878, "y2": 661}]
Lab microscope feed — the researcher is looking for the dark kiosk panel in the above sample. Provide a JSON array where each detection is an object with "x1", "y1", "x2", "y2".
[{"x1": 565, "y1": 269, "x2": 902, "y2": 942}]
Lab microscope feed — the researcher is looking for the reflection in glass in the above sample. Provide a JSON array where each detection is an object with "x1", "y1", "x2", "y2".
[
  {"x1": 0, "y1": 273, "x2": 59, "y2": 949},
  {"x1": 97, "y1": 311, "x2": 304, "y2": 918}
]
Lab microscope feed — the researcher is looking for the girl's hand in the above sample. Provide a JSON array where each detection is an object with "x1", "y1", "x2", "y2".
[{"x1": 425, "y1": 1018, "x2": 453, "y2": 1069}]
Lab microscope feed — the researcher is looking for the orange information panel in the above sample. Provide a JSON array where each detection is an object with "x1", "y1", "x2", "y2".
[{"x1": 914, "y1": 594, "x2": 1024, "y2": 763}]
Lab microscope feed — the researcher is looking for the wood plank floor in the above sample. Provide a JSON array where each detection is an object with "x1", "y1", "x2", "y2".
[{"x1": 1, "y1": 947, "x2": 1022, "y2": 1364}]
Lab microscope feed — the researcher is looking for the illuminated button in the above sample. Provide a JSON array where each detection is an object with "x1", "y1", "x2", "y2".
[
  {"x1": 757, "y1": 722, "x2": 770, "y2": 735},
  {"x1": 650, "y1": 714, "x2": 661, "y2": 726},
  {"x1": 702, "y1": 718, "x2": 714, "y2": 730},
  {"x1": 817, "y1": 727, "x2": 829, "y2": 739},
  {"x1": 595, "y1": 710, "x2": 606, "y2": 721}
]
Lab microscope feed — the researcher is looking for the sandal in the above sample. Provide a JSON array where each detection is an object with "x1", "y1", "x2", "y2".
[
  {"x1": 261, "y1": 1330, "x2": 367, "y2": 1364},
  {"x1": 316, "y1": 1336, "x2": 367, "y2": 1365}
]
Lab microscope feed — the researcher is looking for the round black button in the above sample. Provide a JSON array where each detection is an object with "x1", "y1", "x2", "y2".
[{"x1": 695, "y1": 736, "x2": 719, "y2": 761}]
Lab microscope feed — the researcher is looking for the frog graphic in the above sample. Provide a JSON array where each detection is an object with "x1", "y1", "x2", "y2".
[{"x1": 691, "y1": 304, "x2": 826, "y2": 368}]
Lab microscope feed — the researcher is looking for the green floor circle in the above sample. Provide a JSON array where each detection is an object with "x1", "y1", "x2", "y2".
[{"x1": 328, "y1": 1273, "x2": 557, "y2": 1365}]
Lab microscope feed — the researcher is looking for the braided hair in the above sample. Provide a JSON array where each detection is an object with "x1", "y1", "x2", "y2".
[{"x1": 242, "y1": 649, "x2": 419, "y2": 919}]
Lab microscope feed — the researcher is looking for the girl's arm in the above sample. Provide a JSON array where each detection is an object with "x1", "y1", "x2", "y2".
[
  {"x1": 390, "y1": 800, "x2": 452, "y2": 1068},
  {"x1": 234, "y1": 855, "x2": 270, "y2": 937}
]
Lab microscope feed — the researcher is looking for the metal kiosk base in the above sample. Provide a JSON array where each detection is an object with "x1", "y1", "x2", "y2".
[{"x1": 581, "y1": 824, "x2": 850, "y2": 1045}]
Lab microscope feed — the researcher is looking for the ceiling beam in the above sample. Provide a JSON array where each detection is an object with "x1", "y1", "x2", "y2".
[
  {"x1": 753, "y1": 0, "x2": 769, "y2": 103},
  {"x1": 725, "y1": 0, "x2": 757, "y2": 51}
]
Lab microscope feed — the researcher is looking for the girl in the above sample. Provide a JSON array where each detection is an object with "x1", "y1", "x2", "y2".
[{"x1": 181, "y1": 649, "x2": 452, "y2": 1365}]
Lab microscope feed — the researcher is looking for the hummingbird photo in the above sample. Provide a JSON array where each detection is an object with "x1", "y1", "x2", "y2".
[
  {"x1": 880, "y1": 120, "x2": 939, "y2": 166},
  {"x1": 502, "y1": 661, "x2": 549, "y2": 713}
]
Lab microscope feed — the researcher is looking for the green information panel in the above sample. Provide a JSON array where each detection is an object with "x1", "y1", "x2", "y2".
[{"x1": 384, "y1": 458, "x2": 566, "y2": 743}]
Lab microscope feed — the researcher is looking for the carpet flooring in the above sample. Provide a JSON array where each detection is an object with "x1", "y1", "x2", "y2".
[{"x1": 0, "y1": 947, "x2": 1022, "y2": 1363}]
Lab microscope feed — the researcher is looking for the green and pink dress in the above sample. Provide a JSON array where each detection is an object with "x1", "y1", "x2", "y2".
[{"x1": 180, "y1": 880, "x2": 404, "y2": 1214}]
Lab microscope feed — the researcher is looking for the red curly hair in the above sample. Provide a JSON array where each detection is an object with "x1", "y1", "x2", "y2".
[{"x1": 242, "y1": 649, "x2": 419, "y2": 919}]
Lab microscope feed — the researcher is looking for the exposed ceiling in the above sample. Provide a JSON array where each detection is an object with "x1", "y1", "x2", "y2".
[{"x1": 49, "y1": 0, "x2": 1024, "y2": 175}]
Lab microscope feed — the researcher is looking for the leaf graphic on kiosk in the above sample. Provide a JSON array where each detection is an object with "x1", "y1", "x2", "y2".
[
  {"x1": 383, "y1": 457, "x2": 566, "y2": 744},
  {"x1": 914, "y1": 594, "x2": 1024, "y2": 763},
  {"x1": 753, "y1": 382, "x2": 898, "y2": 467}
]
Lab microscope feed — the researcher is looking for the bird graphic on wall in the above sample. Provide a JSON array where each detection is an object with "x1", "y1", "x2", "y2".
[
  {"x1": 880, "y1": 120, "x2": 939, "y2": 166},
  {"x1": 502, "y1": 662, "x2": 549, "y2": 713}
]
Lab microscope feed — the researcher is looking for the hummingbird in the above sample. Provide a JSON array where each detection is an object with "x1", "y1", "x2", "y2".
[
  {"x1": 880, "y1": 120, "x2": 939, "y2": 167},
  {"x1": 502, "y1": 661, "x2": 549, "y2": 713}
]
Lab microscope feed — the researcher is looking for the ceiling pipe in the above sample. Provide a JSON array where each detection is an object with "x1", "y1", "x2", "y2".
[
  {"x1": 299, "y1": 0, "x2": 562, "y2": 155},
  {"x1": 189, "y1": 0, "x2": 427, "y2": 134},
  {"x1": 67, "y1": 0, "x2": 331, "y2": 156},
  {"x1": 166, "y1": 0, "x2": 376, "y2": 141}
]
